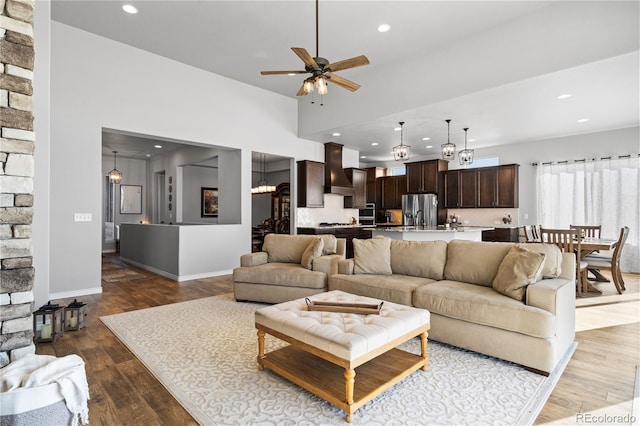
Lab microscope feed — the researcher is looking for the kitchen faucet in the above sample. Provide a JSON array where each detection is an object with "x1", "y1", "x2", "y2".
[{"x1": 415, "y1": 210, "x2": 424, "y2": 227}]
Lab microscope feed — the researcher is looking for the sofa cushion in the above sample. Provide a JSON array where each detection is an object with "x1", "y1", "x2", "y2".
[
  {"x1": 353, "y1": 237, "x2": 392, "y2": 275},
  {"x1": 329, "y1": 273, "x2": 435, "y2": 306},
  {"x1": 233, "y1": 263, "x2": 326, "y2": 289},
  {"x1": 413, "y1": 280, "x2": 556, "y2": 339},
  {"x1": 301, "y1": 238, "x2": 324, "y2": 270},
  {"x1": 390, "y1": 240, "x2": 448, "y2": 280},
  {"x1": 516, "y1": 243, "x2": 563, "y2": 278},
  {"x1": 263, "y1": 234, "x2": 316, "y2": 264},
  {"x1": 492, "y1": 246, "x2": 546, "y2": 301},
  {"x1": 319, "y1": 235, "x2": 338, "y2": 255},
  {"x1": 444, "y1": 240, "x2": 515, "y2": 287}
]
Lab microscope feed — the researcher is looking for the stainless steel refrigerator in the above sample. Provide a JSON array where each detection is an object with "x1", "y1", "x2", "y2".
[{"x1": 402, "y1": 194, "x2": 438, "y2": 227}]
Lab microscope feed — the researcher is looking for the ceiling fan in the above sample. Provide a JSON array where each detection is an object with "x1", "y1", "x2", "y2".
[{"x1": 260, "y1": 0, "x2": 370, "y2": 97}]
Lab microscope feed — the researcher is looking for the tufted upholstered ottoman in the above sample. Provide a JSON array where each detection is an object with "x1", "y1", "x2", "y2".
[{"x1": 254, "y1": 290, "x2": 431, "y2": 422}]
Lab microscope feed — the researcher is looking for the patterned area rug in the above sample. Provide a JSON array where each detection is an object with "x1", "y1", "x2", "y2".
[{"x1": 100, "y1": 294, "x2": 573, "y2": 425}]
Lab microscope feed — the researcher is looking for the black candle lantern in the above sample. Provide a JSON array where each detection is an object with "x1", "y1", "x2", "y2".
[
  {"x1": 64, "y1": 299, "x2": 87, "y2": 331},
  {"x1": 33, "y1": 302, "x2": 64, "y2": 343}
]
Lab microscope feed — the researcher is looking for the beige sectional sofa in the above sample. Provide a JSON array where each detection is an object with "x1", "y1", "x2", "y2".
[
  {"x1": 233, "y1": 234, "x2": 346, "y2": 304},
  {"x1": 328, "y1": 238, "x2": 576, "y2": 374}
]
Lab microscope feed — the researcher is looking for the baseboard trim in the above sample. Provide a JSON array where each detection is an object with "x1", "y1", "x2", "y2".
[
  {"x1": 50, "y1": 287, "x2": 103, "y2": 301},
  {"x1": 119, "y1": 257, "x2": 231, "y2": 282}
]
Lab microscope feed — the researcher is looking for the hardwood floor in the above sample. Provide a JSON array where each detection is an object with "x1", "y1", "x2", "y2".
[{"x1": 37, "y1": 254, "x2": 639, "y2": 425}]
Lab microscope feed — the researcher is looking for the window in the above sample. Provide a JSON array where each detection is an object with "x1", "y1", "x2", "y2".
[
  {"x1": 389, "y1": 166, "x2": 406, "y2": 176},
  {"x1": 467, "y1": 157, "x2": 499, "y2": 168}
]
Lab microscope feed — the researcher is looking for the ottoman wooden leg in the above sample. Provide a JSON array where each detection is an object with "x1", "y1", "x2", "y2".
[
  {"x1": 344, "y1": 368, "x2": 356, "y2": 422},
  {"x1": 420, "y1": 332, "x2": 429, "y2": 371},
  {"x1": 257, "y1": 329, "x2": 265, "y2": 370}
]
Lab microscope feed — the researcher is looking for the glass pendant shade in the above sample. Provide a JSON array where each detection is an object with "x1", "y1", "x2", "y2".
[
  {"x1": 303, "y1": 79, "x2": 314, "y2": 95},
  {"x1": 108, "y1": 151, "x2": 122, "y2": 183},
  {"x1": 459, "y1": 127, "x2": 474, "y2": 166},
  {"x1": 392, "y1": 121, "x2": 411, "y2": 161},
  {"x1": 441, "y1": 119, "x2": 456, "y2": 160},
  {"x1": 316, "y1": 76, "x2": 328, "y2": 95}
]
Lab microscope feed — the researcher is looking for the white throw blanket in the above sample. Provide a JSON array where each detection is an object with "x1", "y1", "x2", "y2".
[{"x1": 0, "y1": 354, "x2": 90, "y2": 426}]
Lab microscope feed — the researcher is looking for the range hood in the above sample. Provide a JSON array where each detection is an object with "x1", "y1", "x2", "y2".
[{"x1": 324, "y1": 142, "x2": 355, "y2": 196}]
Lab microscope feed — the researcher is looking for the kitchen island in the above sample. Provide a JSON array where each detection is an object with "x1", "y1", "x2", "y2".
[
  {"x1": 297, "y1": 225, "x2": 373, "y2": 258},
  {"x1": 373, "y1": 226, "x2": 493, "y2": 242}
]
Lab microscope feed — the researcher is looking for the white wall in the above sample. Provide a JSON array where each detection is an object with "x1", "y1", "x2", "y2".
[
  {"x1": 49, "y1": 21, "x2": 326, "y2": 298},
  {"x1": 33, "y1": 1, "x2": 52, "y2": 306}
]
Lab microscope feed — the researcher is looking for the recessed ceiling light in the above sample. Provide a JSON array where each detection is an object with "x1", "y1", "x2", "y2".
[
  {"x1": 422, "y1": 137, "x2": 431, "y2": 141},
  {"x1": 371, "y1": 142, "x2": 379, "y2": 146},
  {"x1": 577, "y1": 118, "x2": 589, "y2": 123},
  {"x1": 145, "y1": 153, "x2": 151, "y2": 157},
  {"x1": 377, "y1": 24, "x2": 391, "y2": 33},
  {"x1": 360, "y1": 155, "x2": 367, "y2": 159},
  {"x1": 557, "y1": 94, "x2": 572, "y2": 100},
  {"x1": 426, "y1": 145, "x2": 433, "y2": 149},
  {"x1": 394, "y1": 127, "x2": 401, "y2": 131},
  {"x1": 287, "y1": 73, "x2": 296, "y2": 76},
  {"x1": 332, "y1": 132, "x2": 341, "y2": 137},
  {"x1": 468, "y1": 139, "x2": 476, "y2": 142},
  {"x1": 154, "y1": 144, "x2": 162, "y2": 148},
  {"x1": 122, "y1": 4, "x2": 138, "y2": 14}
]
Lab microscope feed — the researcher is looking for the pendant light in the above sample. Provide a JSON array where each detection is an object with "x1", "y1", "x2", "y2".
[
  {"x1": 459, "y1": 127, "x2": 474, "y2": 166},
  {"x1": 251, "y1": 153, "x2": 276, "y2": 194},
  {"x1": 108, "y1": 151, "x2": 122, "y2": 184},
  {"x1": 392, "y1": 121, "x2": 411, "y2": 161},
  {"x1": 441, "y1": 119, "x2": 456, "y2": 160}
]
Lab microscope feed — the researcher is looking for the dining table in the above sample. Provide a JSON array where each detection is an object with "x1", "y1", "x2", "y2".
[{"x1": 578, "y1": 237, "x2": 617, "y2": 292}]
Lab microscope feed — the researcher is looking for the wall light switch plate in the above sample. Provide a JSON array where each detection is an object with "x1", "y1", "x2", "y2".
[
  {"x1": 524, "y1": 213, "x2": 529, "y2": 219},
  {"x1": 74, "y1": 213, "x2": 92, "y2": 222}
]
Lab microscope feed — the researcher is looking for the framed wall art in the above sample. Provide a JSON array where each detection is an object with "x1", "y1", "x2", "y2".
[
  {"x1": 120, "y1": 185, "x2": 143, "y2": 214},
  {"x1": 201, "y1": 187, "x2": 218, "y2": 217}
]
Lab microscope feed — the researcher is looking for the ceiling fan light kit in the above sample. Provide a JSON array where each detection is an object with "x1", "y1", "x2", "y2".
[{"x1": 261, "y1": 0, "x2": 369, "y2": 100}]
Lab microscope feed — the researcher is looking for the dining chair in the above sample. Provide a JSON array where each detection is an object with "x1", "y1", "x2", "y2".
[
  {"x1": 583, "y1": 226, "x2": 629, "y2": 294},
  {"x1": 540, "y1": 227, "x2": 588, "y2": 295},
  {"x1": 522, "y1": 225, "x2": 542, "y2": 242},
  {"x1": 570, "y1": 224, "x2": 601, "y2": 239}
]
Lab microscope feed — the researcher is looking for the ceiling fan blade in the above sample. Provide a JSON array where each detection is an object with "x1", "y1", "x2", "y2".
[
  {"x1": 291, "y1": 47, "x2": 319, "y2": 69},
  {"x1": 296, "y1": 81, "x2": 309, "y2": 97},
  {"x1": 326, "y1": 55, "x2": 370, "y2": 73},
  {"x1": 260, "y1": 70, "x2": 307, "y2": 75},
  {"x1": 326, "y1": 73, "x2": 361, "y2": 92}
]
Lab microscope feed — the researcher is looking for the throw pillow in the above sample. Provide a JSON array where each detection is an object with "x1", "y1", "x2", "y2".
[
  {"x1": 516, "y1": 243, "x2": 563, "y2": 278},
  {"x1": 301, "y1": 238, "x2": 324, "y2": 270},
  {"x1": 353, "y1": 237, "x2": 392, "y2": 275},
  {"x1": 319, "y1": 234, "x2": 338, "y2": 255},
  {"x1": 492, "y1": 246, "x2": 546, "y2": 302}
]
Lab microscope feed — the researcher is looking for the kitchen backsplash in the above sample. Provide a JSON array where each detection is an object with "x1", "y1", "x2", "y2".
[
  {"x1": 446, "y1": 208, "x2": 520, "y2": 227},
  {"x1": 297, "y1": 194, "x2": 359, "y2": 226}
]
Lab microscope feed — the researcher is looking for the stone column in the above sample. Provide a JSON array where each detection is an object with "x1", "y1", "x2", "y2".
[{"x1": 0, "y1": 0, "x2": 36, "y2": 366}]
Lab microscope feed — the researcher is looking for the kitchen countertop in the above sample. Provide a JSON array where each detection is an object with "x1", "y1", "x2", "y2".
[{"x1": 375, "y1": 226, "x2": 494, "y2": 233}]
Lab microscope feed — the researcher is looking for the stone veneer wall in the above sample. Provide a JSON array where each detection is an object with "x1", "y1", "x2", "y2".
[{"x1": 0, "y1": 0, "x2": 36, "y2": 366}]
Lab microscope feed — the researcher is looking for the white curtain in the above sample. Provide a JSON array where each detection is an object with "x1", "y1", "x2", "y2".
[{"x1": 537, "y1": 156, "x2": 640, "y2": 272}]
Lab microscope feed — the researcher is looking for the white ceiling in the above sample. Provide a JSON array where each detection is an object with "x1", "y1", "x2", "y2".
[{"x1": 54, "y1": 1, "x2": 640, "y2": 163}]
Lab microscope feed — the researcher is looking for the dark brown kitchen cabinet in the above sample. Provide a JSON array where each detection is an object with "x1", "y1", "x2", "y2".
[
  {"x1": 378, "y1": 175, "x2": 406, "y2": 209},
  {"x1": 363, "y1": 167, "x2": 386, "y2": 204},
  {"x1": 405, "y1": 159, "x2": 448, "y2": 194},
  {"x1": 443, "y1": 169, "x2": 477, "y2": 208},
  {"x1": 343, "y1": 168, "x2": 367, "y2": 208},
  {"x1": 297, "y1": 160, "x2": 324, "y2": 208},
  {"x1": 482, "y1": 227, "x2": 519, "y2": 242},
  {"x1": 477, "y1": 164, "x2": 519, "y2": 208}
]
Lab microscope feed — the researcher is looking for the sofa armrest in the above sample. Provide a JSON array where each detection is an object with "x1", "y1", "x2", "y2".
[
  {"x1": 335, "y1": 238, "x2": 347, "y2": 258},
  {"x1": 240, "y1": 252, "x2": 268, "y2": 267},
  {"x1": 312, "y1": 254, "x2": 342, "y2": 275},
  {"x1": 526, "y1": 278, "x2": 574, "y2": 314},
  {"x1": 557, "y1": 252, "x2": 576, "y2": 282},
  {"x1": 337, "y1": 258, "x2": 355, "y2": 275}
]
